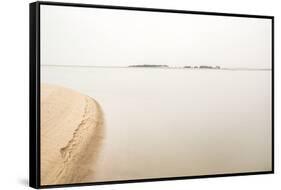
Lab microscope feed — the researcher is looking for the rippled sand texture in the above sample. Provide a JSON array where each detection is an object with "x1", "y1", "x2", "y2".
[{"x1": 40, "y1": 84, "x2": 104, "y2": 185}]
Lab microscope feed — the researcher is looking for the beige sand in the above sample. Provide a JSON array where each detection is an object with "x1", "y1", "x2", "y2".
[{"x1": 40, "y1": 84, "x2": 104, "y2": 185}]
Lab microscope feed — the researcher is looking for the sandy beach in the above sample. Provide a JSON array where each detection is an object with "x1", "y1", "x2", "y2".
[{"x1": 40, "y1": 84, "x2": 104, "y2": 185}]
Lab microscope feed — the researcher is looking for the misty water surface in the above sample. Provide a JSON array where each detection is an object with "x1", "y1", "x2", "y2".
[{"x1": 41, "y1": 66, "x2": 272, "y2": 181}]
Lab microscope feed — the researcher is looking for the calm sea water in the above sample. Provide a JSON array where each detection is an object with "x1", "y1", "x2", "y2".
[{"x1": 41, "y1": 66, "x2": 272, "y2": 181}]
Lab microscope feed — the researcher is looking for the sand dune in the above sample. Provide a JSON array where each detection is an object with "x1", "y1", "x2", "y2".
[{"x1": 40, "y1": 84, "x2": 104, "y2": 185}]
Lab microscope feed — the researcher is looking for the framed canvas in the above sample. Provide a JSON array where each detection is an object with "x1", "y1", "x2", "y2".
[{"x1": 29, "y1": 1, "x2": 274, "y2": 188}]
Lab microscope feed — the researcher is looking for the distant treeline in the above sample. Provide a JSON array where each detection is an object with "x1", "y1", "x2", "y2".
[
  {"x1": 184, "y1": 65, "x2": 221, "y2": 69},
  {"x1": 128, "y1": 64, "x2": 221, "y2": 69},
  {"x1": 129, "y1": 64, "x2": 169, "y2": 67}
]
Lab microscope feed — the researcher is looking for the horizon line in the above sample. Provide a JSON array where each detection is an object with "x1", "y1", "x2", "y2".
[{"x1": 41, "y1": 65, "x2": 271, "y2": 70}]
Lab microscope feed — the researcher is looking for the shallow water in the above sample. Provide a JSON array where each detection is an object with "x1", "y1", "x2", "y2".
[{"x1": 41, "y1": 66, "x2": 272, "y2": 181}]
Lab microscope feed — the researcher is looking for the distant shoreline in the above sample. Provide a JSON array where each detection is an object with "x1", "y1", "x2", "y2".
[{"x1": 41, "y1": 65, "x2": 271, "y2": 71}]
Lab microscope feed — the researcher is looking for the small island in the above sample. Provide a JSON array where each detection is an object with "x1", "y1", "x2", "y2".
[
  {"x1": 184, "y1": 65, "x2": 221, "y2": 69},
  {"x1": 128, "y1": 64, "x2": 169, "y2": 68},
  {"x1": 128, "y1": 64, "x2": 223, "y2": 69},
  {"x1": 128, "y1": 64, "x2": 221, "y2": 69}
]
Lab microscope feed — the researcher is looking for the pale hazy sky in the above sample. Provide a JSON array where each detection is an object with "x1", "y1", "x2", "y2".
[{"x1": 41, "y1": 5, "x2": 272, "y2": 68}]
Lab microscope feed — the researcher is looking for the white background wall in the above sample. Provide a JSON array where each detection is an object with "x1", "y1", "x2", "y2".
[{"x1": 0, "y1": 0, "x2": 279, "y2": 189}]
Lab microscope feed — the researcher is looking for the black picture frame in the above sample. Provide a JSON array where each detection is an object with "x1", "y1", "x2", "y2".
[{"x1": 29, "y1": 1, "x2": 274, "y2": 189}]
